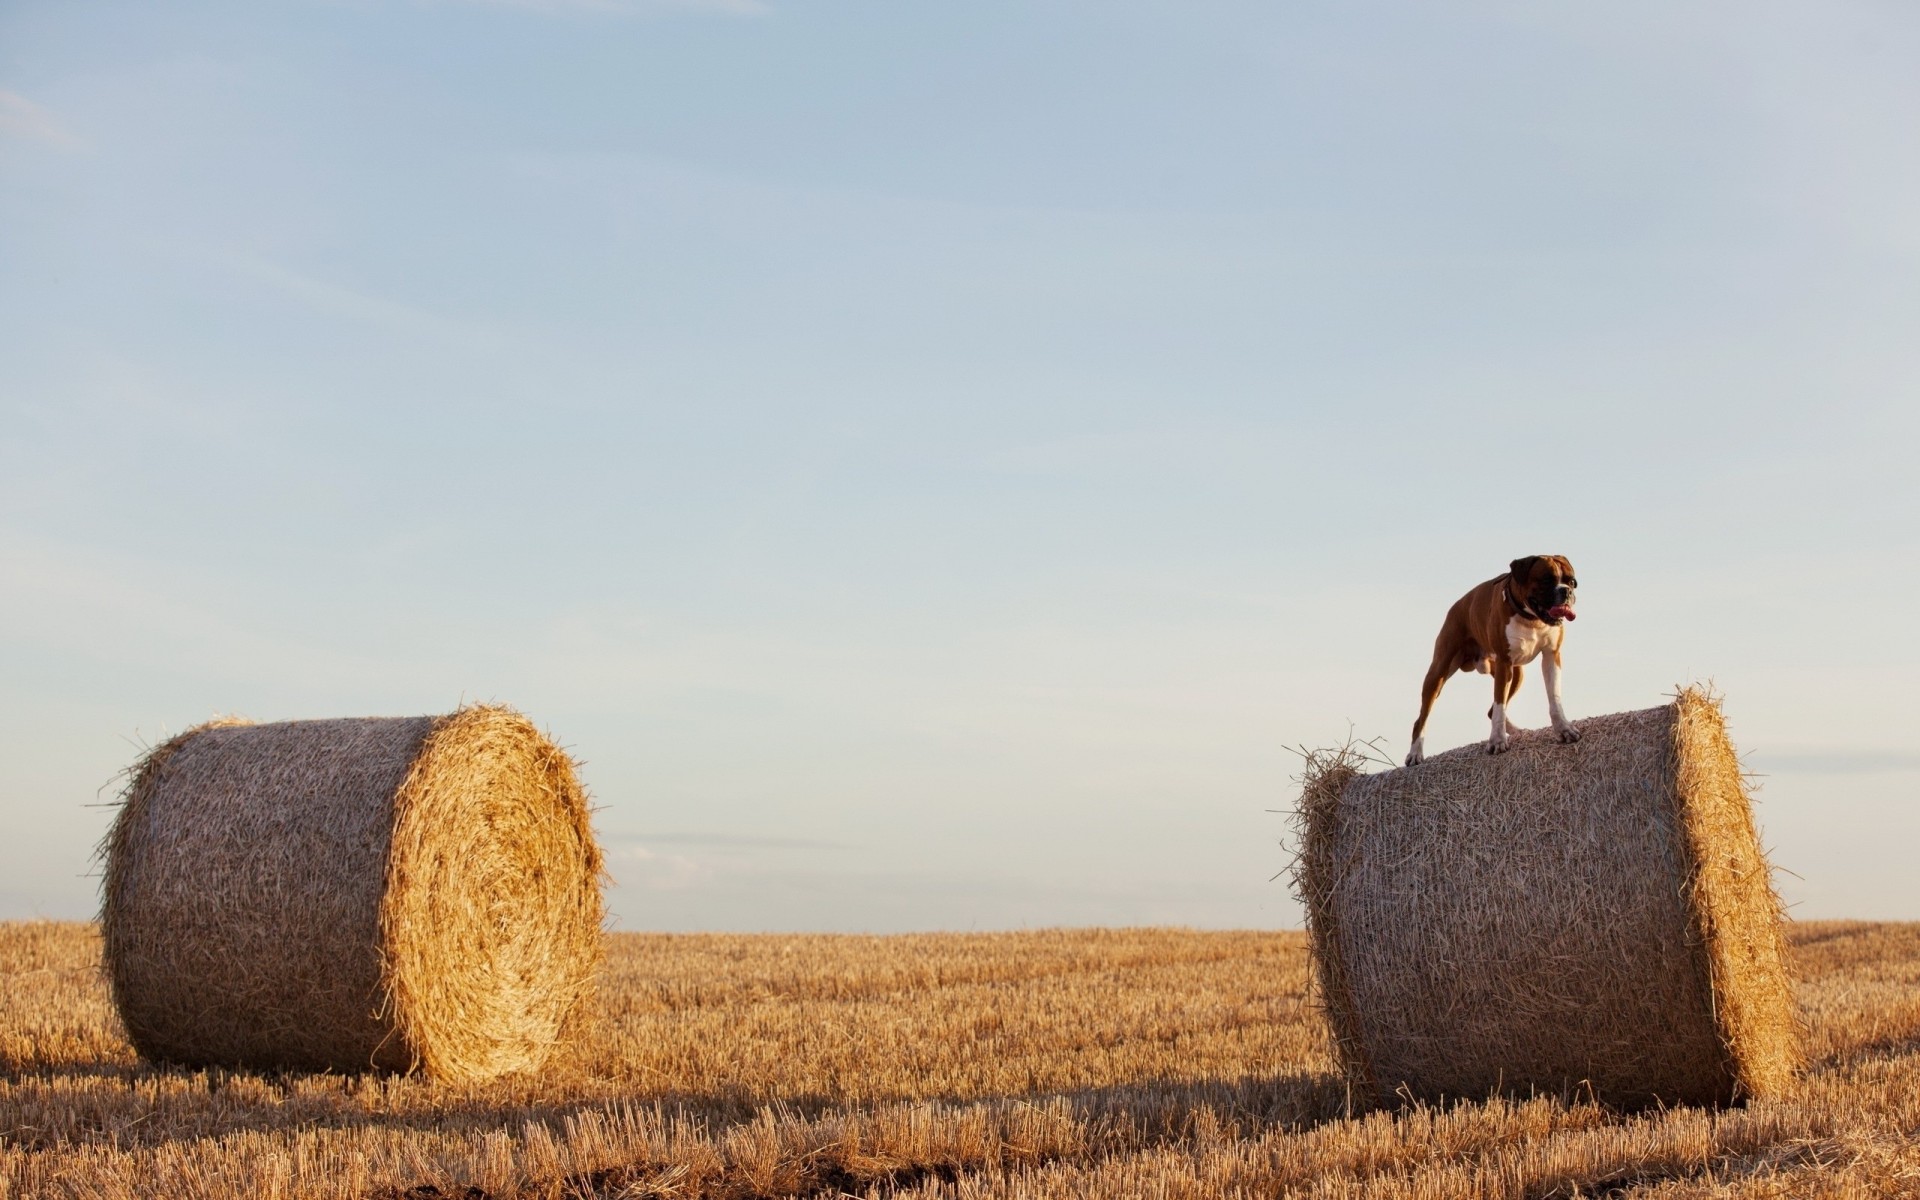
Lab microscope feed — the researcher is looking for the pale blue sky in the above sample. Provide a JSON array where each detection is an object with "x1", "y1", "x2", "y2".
[{"x1": 3, "y1": 1, "x2": 1916, "y2": 930}]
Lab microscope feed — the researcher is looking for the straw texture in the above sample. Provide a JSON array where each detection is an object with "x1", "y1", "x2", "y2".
[
  {"x1": 1292, "y1": 688, "x2": 1799, "y2": 1108},
  {"x1": 101, "y1": 706, "x2": 603, "y2": 1083}
]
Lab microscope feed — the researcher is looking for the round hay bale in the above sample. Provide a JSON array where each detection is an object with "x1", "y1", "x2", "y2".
[
  {"x1": 1291, "y1": 688, "x2": 1799, "y2": 1108},
  {"x1": 100, "y1": 706, "x2": 603, "y2": 1082}
]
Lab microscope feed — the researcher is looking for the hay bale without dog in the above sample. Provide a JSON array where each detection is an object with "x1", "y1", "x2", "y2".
[
  {"x1": 1292, "y1": 688, "x2": 1799, "y2": 1108},
  {"x1": 101, "y1": 706, "x2": 603, "y2": 1082}
]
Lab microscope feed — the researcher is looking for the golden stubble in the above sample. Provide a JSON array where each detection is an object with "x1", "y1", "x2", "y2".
[{"x1": 2, "y1": 921, "x2": 1917, "y2": 1198}]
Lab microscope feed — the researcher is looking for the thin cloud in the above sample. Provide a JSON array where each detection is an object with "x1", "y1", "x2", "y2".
[
  {"x1": 0, "y1": 527, "x2": 426, "y2": 698},
  {"x1": 1749, "y1": 751, "x2": 1920, "y2": 775},
  {"x1": 609, "y1": 831, "x2": 852, "y2": 851},
  {"x1": 434, "y1": 0, "x2": 769, "y2": 15},
  {"x1": 649, "y1": 0, "x2": 768, "y2": 13},
  {"x1": 601, "y1": 832, "x2": 850, "y2": 898},
  {"x1": 609, "y1": 843, "x2": 710, "y2": 890},
  {"x1": 212, "y1": 252, "x2": 488, "y2": 347},
  {"x1": 0, "y1": 91, "x2": 81, "y2": 150},
  {"x1": 977, "y1": 425, "x2": 1288, "y2": 481}
]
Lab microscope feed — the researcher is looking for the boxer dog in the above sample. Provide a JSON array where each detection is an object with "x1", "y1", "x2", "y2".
[{"x1": 1405, "y1": 555, "x2": 1580, "y2": 767}]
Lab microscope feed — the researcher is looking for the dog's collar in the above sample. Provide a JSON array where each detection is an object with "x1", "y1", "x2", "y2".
[{"x1": 1504, "y1": 583, "x2": 1543, "y2": 623}]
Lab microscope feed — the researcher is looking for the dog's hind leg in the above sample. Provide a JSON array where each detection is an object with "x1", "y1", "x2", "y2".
[{"x1": 1407, "y1": 659, "x2": 1451, "y2": 766}]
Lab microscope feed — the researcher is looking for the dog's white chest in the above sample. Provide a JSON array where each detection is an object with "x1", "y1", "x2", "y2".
[{"x1": 1505, "y1": 616, "x2": 1562, "y2": 666}]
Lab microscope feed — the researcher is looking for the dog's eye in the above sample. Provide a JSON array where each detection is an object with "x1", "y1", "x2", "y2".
[{"x1": 1564, "y1": 578, "x2": 1578, "y2": 588}]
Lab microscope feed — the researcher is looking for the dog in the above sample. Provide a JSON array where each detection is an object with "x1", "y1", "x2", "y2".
[{"x1": 1405, "y1": 555, "x2": 1580, "y2": 766}]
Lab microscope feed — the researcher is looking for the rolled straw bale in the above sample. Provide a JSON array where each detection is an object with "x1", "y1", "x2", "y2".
[
  {"x1": 1292, "y1": 688, "x2": 1799, "y2": 1108},
  {"x1": 100, "y1": 706, "x2": 603, "y2": 1082}
]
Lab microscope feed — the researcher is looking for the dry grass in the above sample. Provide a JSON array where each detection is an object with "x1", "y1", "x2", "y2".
[{"x1": 2, "y1": 920, "x2": 1917, "y2": 1198}]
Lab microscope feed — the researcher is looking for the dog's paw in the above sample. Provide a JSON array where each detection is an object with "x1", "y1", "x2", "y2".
[
  {"x1": 1558, "y1": 724, "x2": 1582, "y2": 744},
  {"x1": 1404, "y1": 750, "x2": 1423, "y2": 767},
  {"x1": 1486, "y1": 739, "x2": 1511, "y2": 755}
]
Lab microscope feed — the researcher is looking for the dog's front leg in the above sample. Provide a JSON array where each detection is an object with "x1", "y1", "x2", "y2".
[
  {"x1": 1541, "y1": 646, "x2": 1580, "y2": 743},
  {"x1": 1487, "y1": 660, "x2": 1514, "y2": 753}
]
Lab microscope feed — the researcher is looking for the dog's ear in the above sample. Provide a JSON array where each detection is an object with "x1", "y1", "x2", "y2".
[{"x1": 1509, "y1": 555, "x2": 1540, "y2": 580}]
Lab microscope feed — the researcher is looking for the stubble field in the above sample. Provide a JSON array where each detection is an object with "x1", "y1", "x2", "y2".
[{"x1": 1, "y1": 920, "x2": 1917, "y2": 1199}]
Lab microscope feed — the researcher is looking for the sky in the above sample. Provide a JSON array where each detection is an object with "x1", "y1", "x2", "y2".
[{"x1": 2, "y1": 0, "x2": 1916, "y2": 932}]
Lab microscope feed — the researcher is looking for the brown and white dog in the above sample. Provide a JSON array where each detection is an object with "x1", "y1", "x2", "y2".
[{"x1": 1405, "y1": 555, "x2": 1580, "y2": 766}]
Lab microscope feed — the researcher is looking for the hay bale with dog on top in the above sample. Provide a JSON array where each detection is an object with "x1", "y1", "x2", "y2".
[
  {"x1": 1291, "y1": 687, "x2": 1799, "y2": 1108},
  {"x1": 100, "y1": 705, "x2": 603, "y2": 1083}
]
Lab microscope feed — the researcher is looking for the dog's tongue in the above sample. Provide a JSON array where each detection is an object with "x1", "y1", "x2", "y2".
[{"x1": 1548, "y1": 604, "x2": 1577, "y2": 621}]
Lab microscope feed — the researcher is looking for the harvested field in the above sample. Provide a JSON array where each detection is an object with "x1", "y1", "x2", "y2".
[{"x1": 1, "y1": 920, "x2": 1917, "y2": 1198}]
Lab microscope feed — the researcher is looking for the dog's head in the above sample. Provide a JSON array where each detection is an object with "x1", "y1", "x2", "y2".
[{"x1": 1509, "y1": 555, "x2": 1578, "y2": 624}]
